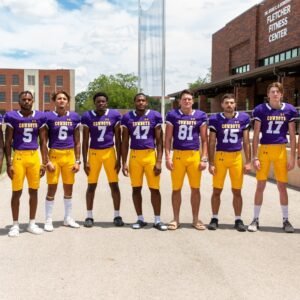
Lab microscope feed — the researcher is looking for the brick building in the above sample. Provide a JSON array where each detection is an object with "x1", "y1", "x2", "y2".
[
  {"x1": 0, "y1": 68, "x2": 75, "y2": 115},
  {"x1": 170, "y1": 0, "x2": 300, "y2": 113}
]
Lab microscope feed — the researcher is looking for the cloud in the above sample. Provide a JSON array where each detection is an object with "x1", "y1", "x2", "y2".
[{"x1": 0, "y1": 0, "x2": 258, "y2": 95}]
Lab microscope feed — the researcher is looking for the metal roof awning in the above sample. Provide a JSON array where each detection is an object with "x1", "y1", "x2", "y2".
[{"x1": 168, "y1": 56, "x2": 300, "y2": 98}]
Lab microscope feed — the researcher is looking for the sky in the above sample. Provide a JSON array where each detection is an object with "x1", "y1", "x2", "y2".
[{"x1": 0, "y1": 0, "x2": 259, "y2": 95}]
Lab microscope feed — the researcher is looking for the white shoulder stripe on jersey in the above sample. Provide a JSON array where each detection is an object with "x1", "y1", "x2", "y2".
[
  {"x1": 155, "y1": 123, "x2": 162, "y2": 128},
  {"x1": 165, "y1": 121, "x2": 174, "y2": 126},
  {"x1": 209, "y1": 125, "x2": 216, "y2": 131},
  {"x1": 5, "y1": 122, "x2": 13, "y2": 128},
  {"x1": 114, "y1": 120, "x2": 121, "y2": 127},
  {"x1": 254, "y1": 117, "x2": 261, "y2": 121}
]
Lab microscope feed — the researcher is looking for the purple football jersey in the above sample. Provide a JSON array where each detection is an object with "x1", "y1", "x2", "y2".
[
  {"x1": 4, "y1": 110, "x2": 46, "y2": 150},
  {"x1": 209, "y1": 112, "x2": 250, "y2": 152},
  {"x1": 166, "y1": 109, "x2": 207, "y2": 150},
  {"x1": 45, "y1": 111, "x2": 81, "y2": 149},
  {"x1": 121, "y1": 110, "x2": 162, "y2": 149},
  {"x1": 253, "y1": 103, "x2": 298, "y2": 144},
  {"x1": 0, "y1": 114, "x2": 2, "y2": 125},
  {"x1": 81, "y1": 109, "x2": 121, "y2": 149}
]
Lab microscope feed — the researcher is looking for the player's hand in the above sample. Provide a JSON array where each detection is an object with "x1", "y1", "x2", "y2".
[
  {"x1": 115, "y1": 161, "x2": 121, "y2": 174},
  {"x1": 40, "y1": 165, "x2": 46, "y2": 177},
  {"x1": 72, "y1": 162, "x2": 80, "y2": 173},
  {"x1": 253, "y1": 159, "x2": 260, "y2": 171},
  {"x1": 122, "y1": 163, "x2": 129, "y2": 177},
  {"x1": 84, "y1": 162, "x2": 90, "y2": 176},
  {"x1": 287, "y1": 157, "x2": 295, "y2": 171},
  {"x1": 208, "y1": 164, "x2": 216, "y2": 175},
  {"x1": 7, "y1": 165, "x2": 14, "y2": 180},
  {"x1": 199, "y1": 161, "x2": 207, "y2": 171},
  {"x1": 243, "y1": 162, "x2": 252, "y2": 174},
  {"x1": 165, "y1": 158, "x2": 173, "y2": 171},
  {"x1": 153, "y1": 161, "x2": 162, "y2": 176},
  {"x1": 46, "y1": 161, "x2": 55, "y2": 172}
]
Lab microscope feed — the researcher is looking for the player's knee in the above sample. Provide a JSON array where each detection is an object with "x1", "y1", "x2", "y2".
[
  {"x1": 132, "y1": 186, "x2": 142, "y2": 196},
  {"x1": 109, "y1": 182, "x2": 119, "y2": 192},
  {"x1": 231, "y1": 188, "x2": 241, "y2": 197},
  {"x1": 213, "y1": 188, "x2": 223, "y2": 197},
  {"x1": 149, "y1": 188, "x2": 160, "y2": 195},
  {"x1": 87, "y1": 184, "x2": 97, "y2": 193}
]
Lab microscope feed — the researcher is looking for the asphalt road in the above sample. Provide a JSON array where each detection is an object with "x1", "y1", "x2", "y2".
[{"x1": 0, "y1": 167, "x2": 300, "y2": 300}]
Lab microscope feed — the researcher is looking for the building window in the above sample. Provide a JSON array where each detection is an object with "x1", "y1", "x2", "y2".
[
  {"x1": 44, "y1": 75, "x2": 50, "y2": 86},
  {"x1": 292, "y1": 48, "x2": 298, "y2": 58},
  {"x1": 0, "y1": 74, "x2": 6, "y2": 85},
  {"x1": 13, "y1": 92, "x2": 19, "y2": 102},
  {"x1": 0, "y1": 92, "x2": 5, "y2": 102},
  {"x1": 56, "y1": 76, "x2": 63, "y2": 87},
  {"x1": 232, "y1": 64, "x2": 250, "y2": 75},
  {"x1": 44, "y1": 93, "x2": 51, "y2": 103},
  {"x1": 259, "y1": 47, "x2": 299, "y2": 67},
  {"x1": 12, "y1": 74, "x2": 19, "y2": 85},
  {"x1": 285, "y1": 50, "x2": 291, "y2": 59},
  {"x1": 280, "y1": 53, "x2": 285, "y2": 61},
  {"x1": 28, "y1": 75, "x2": 35, "y2": 86}
]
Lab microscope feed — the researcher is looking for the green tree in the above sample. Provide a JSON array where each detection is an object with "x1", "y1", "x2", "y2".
[
  {"x1": 75, "y1": 73, "x2": 138, "y2": 113},
  {"x1": 188, "y1": 68, "x2": 211, "y2": 90}
]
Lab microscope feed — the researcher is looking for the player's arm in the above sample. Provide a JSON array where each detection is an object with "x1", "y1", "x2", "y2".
[
  {"x1": 252, "y1": 120, "x2": 261, "y2": 170},
  {"x1": 82, "y1": 126, "x2": 90, "y2": 176},
  {"x1": 287, "y1": 121, "x2": 296, "y2": 171},
  {"x1": 208, "y1": 130, "x2": 216, "y2": 175},
  {"x1": 0, "y1": 126, "x2": 4, "y2": 173},
  {"x1": 121, "y1": 126, "x2": 129, "y2": 176},
  {"x1": 242, "y1": 128, "x2": 251, "y2": 173},
  {"x1": 39, "y1": 126, "x2": 48, "y2": 177},
  {"x1": 199, "y1": 124, "x2": 208, "y2": 171},
  {"x1": 165, "y1": 123, "x2": 173, "y2": 171},
  {"x1": 114, "y1": 123, "x2": 121, "y2": 173},
  {"x1": 72, "y1": 126, "x2": 81, "y2": 173},
  {"x1": 5, "y1": 125, "x2": 14, "y2": 179},
  {"x1": 154, "y1": 125, "x2": 163, "y2": 176}
]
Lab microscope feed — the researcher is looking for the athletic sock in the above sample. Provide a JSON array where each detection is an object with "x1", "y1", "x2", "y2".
[
  {"x1": 64, "y1": 198, "x2": 72, "y2": 219},
  {"x1": 114, "y1": 210, "x2": 120, "y2": 218},
  {"x1": 87, "y1": 210, "x2": 93, "y2": 219},
  {"x1": 29, "y1": 219, "x2": 35, "y2": 225},
  {"x1": 137, "y1": 215, "x2": 144, "y2": 222},
  {"x1": 45, "y1": 200, "x2": 54, "y2": 220},
  {"x1": 254, "y1": 205, "x2": 261, "y2": 219},
  {"x1": 13, "y1": 221, "x2": 19, "y2": 226},
  {"x1": 154, "y1": 215, "x2": 161, "y2": 224},
  {"x1": 281, "y1": 205, "x2": 288, "y2": 220},
  {"x1": 212, "y1": 214, "x2": 218, "y2": 219},
  {"x1": 235, "y1": 216, "x2": 241, "y2": 221}
]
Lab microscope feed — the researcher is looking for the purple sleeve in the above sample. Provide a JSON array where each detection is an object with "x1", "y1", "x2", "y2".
[
  {"x1": 4, "y1": 112, "x2": 13, "y2": 128},
  {"x1": 81, "y1": 112, "x2": 89, "y2": 127},
  {"x1": 208, "y1": 115, "x2": 217, "y2": 132},
  {"x1": 115, "y1": 111, "x2": 122, "y2": 126},
  {"x1": 252, "y1": 106, "x2": 262, "y2": 121},
  {"x1": 155, "y1": 111, "x2": 163, "y2": 127},
  {"x1": 288, "y1": 105, "x2": 298, "y2": 122},
  {"x1": 200, "y1": 112, "x2": 208, "y2": 127},
  {"x1": 165, "y1": 111, "x2": 175, "y2": 125},
  {"x1": 121, "y1": 114, "x2": 129, "y2": 127}
]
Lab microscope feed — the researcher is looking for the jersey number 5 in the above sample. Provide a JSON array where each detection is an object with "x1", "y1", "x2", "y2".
[{"x1": 23, "y1": 128, "x2": 33, "y2": 143}]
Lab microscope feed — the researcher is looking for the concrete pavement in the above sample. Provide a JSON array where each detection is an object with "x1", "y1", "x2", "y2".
[{"x1": 0, "y1": 167, "x2": 300, "y2": 300}]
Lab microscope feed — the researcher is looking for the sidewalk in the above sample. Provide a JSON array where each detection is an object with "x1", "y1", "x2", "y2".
[{"x1": 0, "y1": 167, "x2": 300, "y2": 300}]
